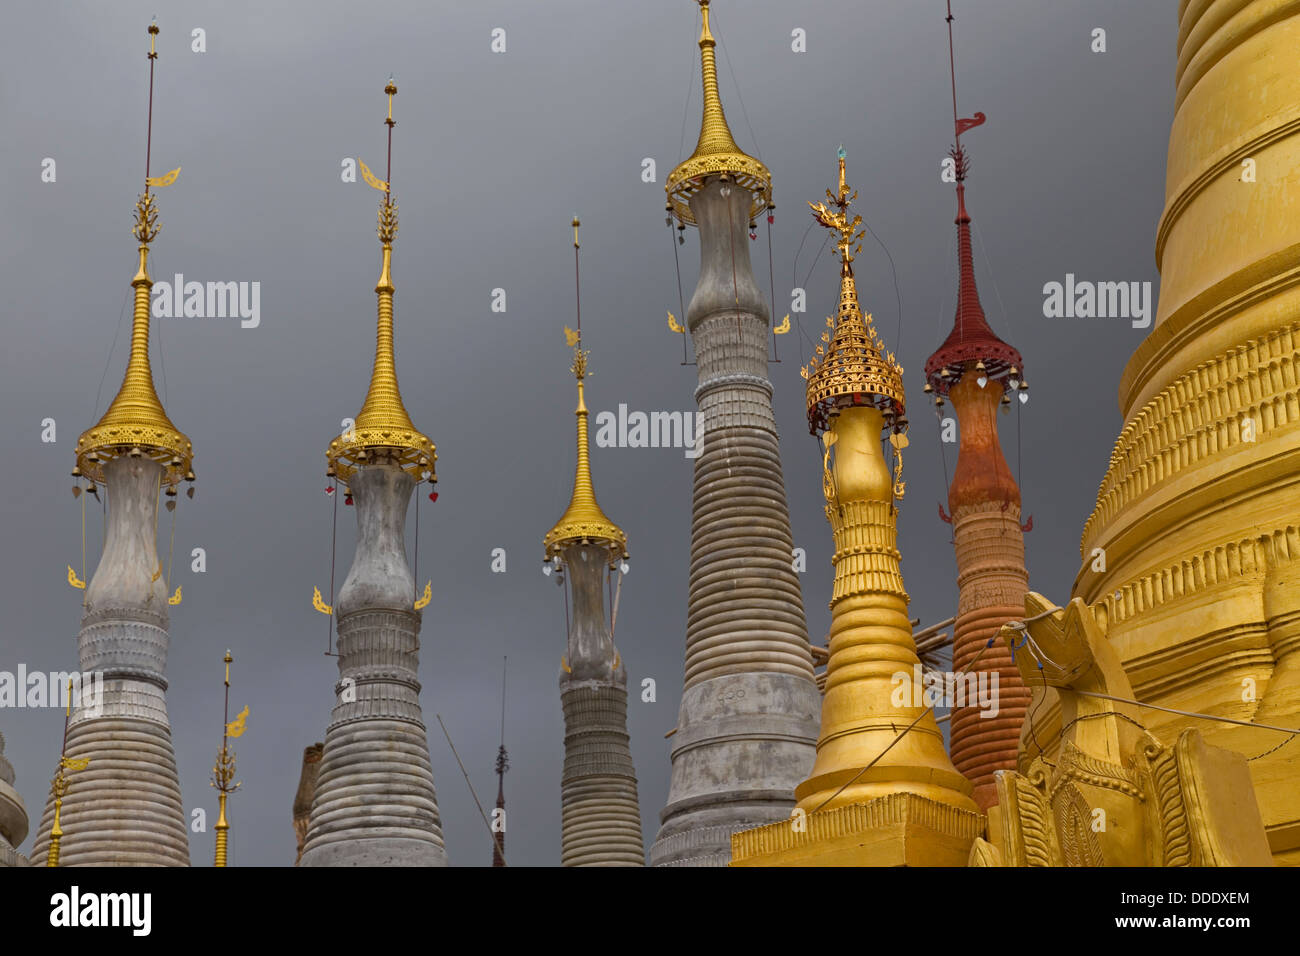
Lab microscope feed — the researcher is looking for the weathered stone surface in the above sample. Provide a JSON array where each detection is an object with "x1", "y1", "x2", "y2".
[
  {"x1": 652, "y1": 181, "x2": 819, "y2": 866},
  {"x1": 300, "y1": 463, "x2": 446, "y2": 867},
  {"x1": 29, "y1": 456, "x2": 189, "y2": 867},
  {"x1": 0, "y1": 731, "x2": 28, "y2": 868},
  {"x1": 558, "y1": 544, "x2": 643, "y2": 866}
]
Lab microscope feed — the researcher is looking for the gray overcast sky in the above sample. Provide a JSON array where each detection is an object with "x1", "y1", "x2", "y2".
[{"x1": 0, "y1": 0, "x2": 1174, "y2": 865}]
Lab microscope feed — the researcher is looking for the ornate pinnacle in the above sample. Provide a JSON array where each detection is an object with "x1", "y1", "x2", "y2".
[
  {"x1": 804, "y1": 149, "x2": 907, "y2": 438},
  {"x1": 377, "y1": 200, "x2": 399, "y2": 245},
  {"x1": 666, "y1": 0, "x2": 771, "y2": 225},
  {"x1": 327, "y1": 77, "x2": 435, "y2": 483}
]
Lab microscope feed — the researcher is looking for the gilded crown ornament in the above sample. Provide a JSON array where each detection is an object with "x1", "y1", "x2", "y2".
[
  {"x1": 802, "y1": 148, "x2": 906, "y2": 438},
  {"x1": 74, "y1": 20, "x2": 193, "y2": 490},
  {"x1": 665, "y1": 0, "x2": 771, "y2": 225},
  {"x1": 543, "y1": 220, "x2": 628, "y2": 565},
  {"x1": 327, "y1": 78, "x2": 436, "y2": 483}
]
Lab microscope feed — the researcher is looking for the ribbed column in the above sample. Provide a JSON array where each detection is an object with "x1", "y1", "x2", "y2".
[
  {"x1": 0, "y1": 732, "x2": 28, "y2": 867},
  {"x1": 652, "y1": 180, "x2": 819, "y2": 866},
  {"x1": 946, "y1": 376, "x2": 1031, "y2": 810},
  {"x1": 299, "y1": 462, "x2": 446, "y2": 867},
  {"x1": 30, "y1": 456, "x2": 189, "y2": 867},
  {"x1": 794, "y1": 406, "x2": 977, "y2": 816},
  {"x1": 1073, "y1": 1, "x2": 1300, "y2": 858},
  {"x1": 558, "y1": 544, "x2": 643, "y2": 865}
]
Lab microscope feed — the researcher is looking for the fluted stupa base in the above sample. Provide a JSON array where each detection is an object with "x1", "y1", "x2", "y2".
[{"x1": 651, "y1": 672, "x2": 820, "y2": 866}]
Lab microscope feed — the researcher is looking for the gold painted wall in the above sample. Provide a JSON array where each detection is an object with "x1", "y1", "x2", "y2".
[{"x1": 1072, "y1": 0, "x2": 1300, "y2": 863}]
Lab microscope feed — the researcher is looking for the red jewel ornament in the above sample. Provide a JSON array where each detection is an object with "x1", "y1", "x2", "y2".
[
  {"x1": 749, "y1": 231, "x2": 757, "y2": 240},
  {"x1": 428, "y1": 491, "x2": 439, "y2": 502},
  {"x1": 344, "y1": 494, "x2": 354, "y2": 506},
  {"x1": 325, "y1": 486, "x2": 335, "y2": 496},
  {"x1": 767, "y1": 214, "x2": 775, "y2": 225}
]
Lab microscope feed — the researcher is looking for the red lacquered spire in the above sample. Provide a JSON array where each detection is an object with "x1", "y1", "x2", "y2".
[{"x1": 923, "y1": 3, "x2": 1022, "y2": 396}]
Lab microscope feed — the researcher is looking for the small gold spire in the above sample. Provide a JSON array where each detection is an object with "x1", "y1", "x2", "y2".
[
  {"x1": 46, "y1": 679, "x2": 91, "y2": 867},
  {"x1": 666, "y1": 0, "x2": 771, "y2": 225},
  {"x1": 76, "y1": 21, "x2": 192, "y2": 488},
  {"x1": 804, "y1": 148, "x2": 906, "y2": 437},
  {"x1": 543, "y1": 341, "x2": 628, "y2": 560},
  {"x1": 211, "y1": 650, "x2": 245, "y2": 868},
  {"x1": 328, "y1": 78, "x2": 436, "y2": 483},
  {"x1": 544, "y1": 220, "x2": 627, "y2": 561}
]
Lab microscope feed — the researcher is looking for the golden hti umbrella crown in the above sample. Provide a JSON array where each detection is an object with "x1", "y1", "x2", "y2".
[
  {"x1": 802, "y1": 148, "x2": 907, "y2": 438},
  {"x1": 327, "y1": 79, "x2": 435, "y2": 483},
  {"x1": 543, "y1": 330, "x2": 628, "y2": 564},
  {"x1": 75, "y1": 20, "x2": 192, "y2": 488},
  {"x1": 665, "y1": 0, "x2": 771, "y2": 226}
]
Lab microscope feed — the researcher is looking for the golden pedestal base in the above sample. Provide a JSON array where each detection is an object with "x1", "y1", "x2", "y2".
[{"x1": 729, "y1": 792, "x2": 985, "y2": 867}]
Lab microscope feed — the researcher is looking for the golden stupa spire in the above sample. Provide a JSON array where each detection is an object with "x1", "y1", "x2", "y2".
[
  {"x1": 74, "y1": 19, "x2": 192, "y2": 490},
  {"x1": 45, "y1": 680, "x2": 91, "y2": 867},
  {"x1": 543, "y1": 219, "x2": 628, "y2": 564},
  {"x1": 211, "y1": 650, "x2": 247, "y2": 868},
  {"x1": 665, "y1": 0, "x2": 771, "y2": 225},
  {"x1": 802, "y1": 148, "x2": 907, "y2": 443},
  {"x1": 327, "y1": 77, "x2": 436, "y2": 484}
]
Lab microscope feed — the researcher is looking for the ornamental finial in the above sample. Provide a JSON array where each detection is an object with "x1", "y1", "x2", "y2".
[
  {"x1": 545, "y1": 220, "x2": 627, "y2": 561},
  {"x1": 803, "y1": 149, "x2": 907, "y2": 438},
  {"x1": 211, "y1": 651, "x2": 247, "y2": 867},
  {"x1": 327, "y1": 78, "x2": 435, "y2": 484},
  {"x1": 665, "y1": 1, "x2": 771, "y2": 225},
  {"x1": 74, "y1": 19, "x2": 192, "y2": 490}
]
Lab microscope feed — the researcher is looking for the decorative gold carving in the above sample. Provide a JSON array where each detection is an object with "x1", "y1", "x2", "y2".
[
  {"x1": 66, "y1": 565, "x2": 86, "y2": 590},
  {"x1": 667, "y1": 311, "x2": 685, "y2": 334},
  {"x1": 168, "y1": 585, "x2": 182, "y2": 606},
  {"x1": 413, "y1": 581, "x2": 432, "y2": 611},
  {"x1": 312, "y1": 586, "x2": 333, "y2": 616},
  {"x1": 1096, "y1": 525, "x2": 1297, "y2": 628},
  {"x1": 969, "y1": 593, "x2": 1274, "y2": 866},
  {"x1": 358, "y1": 158, "x2": 388, "y2": 193},
  {"x1": 1083, "y1": 322, "x2": 1300, "y2": 552},
  {"x1": 225, "y1": 705, "x2": 249, "y2": 739},
  {"x1": 144, "y1": 166, "x2": 180, "y2": 188},
  {"x1": 377, "y1": 200, "x2": 398, "y2": 244},
  {"x1": 804, "y1": 151, "x2": 906, "y2": 436},
  {"x1": 774, "y1": 314, "x2": 790, "y2": 334}
]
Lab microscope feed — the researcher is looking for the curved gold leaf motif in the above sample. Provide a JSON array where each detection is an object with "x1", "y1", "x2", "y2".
[
  {"x1": 560, "y1": 655, "x2": 572, "y2": 674},
  {"x1": 667, "y1": 311, "x2": 685, "y2": 334},
  {"x1": 152, "y1": 561, "x2": 162, "y2": 582},
  {"x1": 774, "y1": 314, "x2": 791, "y2": 334},
  {"x1": 168, "y1": 586, "x2": 183, "y2": 606},
  {"x1": 226, "y1": 705, "x2": 250, "y2": 739},
  {"x1": 413, "y1": 581, "x2": 432, "y2": 611},
  {"x1": 67, "y1": 565, "x2": 86, "y2": 590},
  {"x1": 563, "y1": 325, "x2": 581, "y2": 347},
  {"x1": 358, "y1": 158, "x2": 388, "y2": 192},
  {"x1": 145, "y1": 166, "x2": 181, "y2": 188},
  {"x1": 312, "y1": 586, "x2": 333, "y2": 616},
  {"x1": 62, "y1": 756, "x2": 91, "y2": 772}
]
